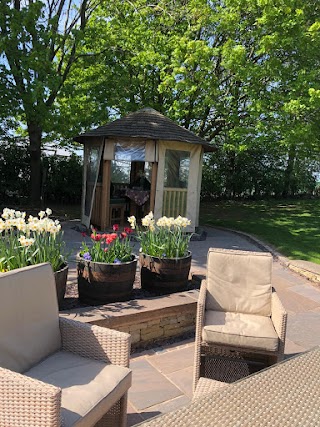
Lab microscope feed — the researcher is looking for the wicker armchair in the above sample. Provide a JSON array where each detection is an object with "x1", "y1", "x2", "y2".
[
  {"x1": 0, "y1": 263, "x2": 132, "y2": 427},
  {"x1": 193, "y1": 248, "x2": 287, "y2": 391}
]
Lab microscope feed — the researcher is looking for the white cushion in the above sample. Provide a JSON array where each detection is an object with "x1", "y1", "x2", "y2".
[
  {"x1": 202, "y1": 310, "x2": 279, "y2": 352},
  {"x1": 0, "y1": 263, "x2": 61, "y2": 373},
  {"x1": 206, "y1": 248, "x2": 272, "y2": 316},
  {"x1": 25, "y1": 350, "x2": 132, "y2": 427}
]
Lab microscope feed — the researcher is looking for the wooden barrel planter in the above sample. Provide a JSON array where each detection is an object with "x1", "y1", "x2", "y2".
[
  {"x1": 77, "y1": 255, "x2": 137, "y2": 305},
  {"x1": 54, "y1": 263, "x2": 68, "y2": 310},
  {"x1": 139, "y1": 251, "x2": 192, "y2": 294}
]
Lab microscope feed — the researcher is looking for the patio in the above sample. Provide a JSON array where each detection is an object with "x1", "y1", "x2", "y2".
[{"x1": 61, "y1": 222, "x2": 320, "y2": 426}]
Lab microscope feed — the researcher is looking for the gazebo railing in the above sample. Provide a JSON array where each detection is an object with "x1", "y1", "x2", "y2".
[{"x1": 163, "y1": 188, "x2": 187, "y2": 218}]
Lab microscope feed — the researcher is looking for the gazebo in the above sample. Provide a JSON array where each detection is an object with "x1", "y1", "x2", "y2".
[{"x1": 74, "y1": 108, "x2": 214, "y2": 232}]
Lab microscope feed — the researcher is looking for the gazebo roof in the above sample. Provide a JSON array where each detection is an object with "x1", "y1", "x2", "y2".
[{"x1": 74, "y1": 108, "x2": 215, "y2": 152}]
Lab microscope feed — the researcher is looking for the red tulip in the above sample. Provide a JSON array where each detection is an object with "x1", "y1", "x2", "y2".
[{"x1": 113, "y1": 224, "x2": 119, "y2": 231}]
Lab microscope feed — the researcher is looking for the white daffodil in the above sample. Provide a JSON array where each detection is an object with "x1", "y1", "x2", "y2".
[
  {"x1": 127, "y1": 216, "x2": 136, "y2": 229},
  {"x1": 18, "y1": 236, "x2": 35, "y2": 247}
]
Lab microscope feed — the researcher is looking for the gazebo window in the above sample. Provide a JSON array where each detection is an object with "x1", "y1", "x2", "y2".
[
  {"x1": 84, "y1": 145, "x2": 101, "y2": 217},
  {"x1": 111, "y1": 160, "x2": 131, "y2": 184},
  {"x1": 164, "y1": 150, "x2": 190, "y2": 189},
  {"x1": 115, "y1": 142, "x2": 145, "y2": 161}
]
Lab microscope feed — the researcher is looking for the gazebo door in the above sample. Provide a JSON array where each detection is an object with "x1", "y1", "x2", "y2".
[
  {"x1": 162, "y1": 149, "x2": 189, "y2": 217},
  {"x1": 82, "y1": 142, "x2": 103, "y2": 228},
  {"x1": 155, "y1": 141, "x2": 201, "y2": 232}
]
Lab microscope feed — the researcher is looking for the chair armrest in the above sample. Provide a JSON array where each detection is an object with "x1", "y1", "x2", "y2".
[
  {"x1": 0, "y1": 366, "x2": 61, "y2": 427},
  {"x1": 196, "y1": 279, "x2": 207, "y2": 335},
  {"x1": 59, "y1": 317, "x2": 131, "y2": 367},
  {"x1": 271, "y1": 290, "x2": 287, "y2": 355},
  {"x1": 193, "y1": 279, "x2": 208, "y2": 391}
]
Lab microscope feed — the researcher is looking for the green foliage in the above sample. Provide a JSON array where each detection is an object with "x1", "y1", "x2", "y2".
[
  {"x1": 42, "y1": 154, "x2": 82, "y2": 204},
  {"x1": 200, "y1": 199, "x2": 320, "y2": 264},
  {"x1": 0, "y1": 140, "x2": 30, "y2": 201},
  {"x1": 0, "y1": 141, "x2": 82, "y2": 204},
  {"x1": 201, "y1": 146, "x2": 319, "y2": 199}
]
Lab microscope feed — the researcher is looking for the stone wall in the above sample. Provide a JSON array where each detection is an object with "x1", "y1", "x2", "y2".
[{"x1": 61, "y1": 290, "x2": 198, "y2": 351}]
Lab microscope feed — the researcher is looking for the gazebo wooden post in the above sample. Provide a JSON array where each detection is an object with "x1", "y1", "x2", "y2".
[
  {"x1": 150, "y1": 162, "x2": 158, "y2": 212},
  {"x1": 100, "y1": 159, "x2": 111, "y2": 230}
]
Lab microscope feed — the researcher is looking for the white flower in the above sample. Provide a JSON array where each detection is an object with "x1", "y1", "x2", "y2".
[
  {"x1": 156, "y1": 216, "x2": 167, "y2": 227},
  {"x1": 127, "y1": 216, "x2": 136, "y2": 229},
  {"x1": 142, "y1": 212, "x2": 155, "y2": 229},
  {"x1": 0, "y1": 219, "x2": 5, "y2": 232},
  {"x1": 18, "y1": 236, "x2": 35, "y2": 247},
  {"x1": 2, "y1": 208, "x2": 15, "y2": 220},
  {"x1": 174, "y1": 216, "x2": 191, "y2": 228},
  {"x1": 38, "y1": 211, "x2": 45, "y2": 219},
  {"x1": 46, "y1": 208, "x2": 52, "y2": 216}
]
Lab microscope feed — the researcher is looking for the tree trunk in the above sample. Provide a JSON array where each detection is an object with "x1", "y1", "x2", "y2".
[
  {"x1": 27, "y1": 121, "x2": 42, "y2": 203},
  {"x1": 282, "y1": 144, "x2": 296, "y2": 198}
]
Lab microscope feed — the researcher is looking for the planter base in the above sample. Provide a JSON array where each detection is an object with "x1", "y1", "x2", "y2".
[
  {"x1": 139, "y1": 252, "x2": 192, "y2": 294},
  {"x1": 54, "y1": 264, "x2": 68, "y2": 309},
  {"x1": 77, "y1": 257, "x2": 137, "y2": 306}
]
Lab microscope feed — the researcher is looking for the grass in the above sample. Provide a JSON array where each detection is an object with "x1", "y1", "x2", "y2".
[{"x1": 199, "y1": 199, "x2": 320, "y2": 265}]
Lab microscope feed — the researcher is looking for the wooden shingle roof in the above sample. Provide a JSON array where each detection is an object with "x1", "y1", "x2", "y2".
[{"x1": 74, "y1": 108, "x2": 215, "y2": 152}]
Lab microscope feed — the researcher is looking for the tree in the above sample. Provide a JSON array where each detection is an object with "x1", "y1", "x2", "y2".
[{"x1": 0, "y1": 0, "x2": 94, "y2": 202}]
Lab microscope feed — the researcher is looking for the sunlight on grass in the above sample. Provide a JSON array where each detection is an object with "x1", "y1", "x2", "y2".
[{"x1": 199, "y1": 199, "x2": 320, "y2": 265}]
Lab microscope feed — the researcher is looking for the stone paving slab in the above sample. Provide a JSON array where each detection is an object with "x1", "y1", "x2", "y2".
[
  {"x1": 147, "y1": 344, "x2": 194, "y2": 375},
  {"x1": 166, "y1": 366, "x2": 194, "y2": 399},
  {"x1": 273, "y1": 286, "x2": 320, "y2": 314},
  {"x1": 284, "y1": 338, "x2": 307, "y2": 357},
  {"x1": 129, "y1": 358, "x2": 183, "y2": 411},
  {"x1": 286, "y1": 312, "x2": 320, "y2": 349},
  {"x1": 288, "y1": 284, "x2": 320, "y2": 303}
]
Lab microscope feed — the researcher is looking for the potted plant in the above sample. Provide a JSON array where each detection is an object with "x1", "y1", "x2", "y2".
[
  {"x1": 77, "y1": 225, "x2": 137, "y2": 305},
  {"x1": 0, "y1": 208, "x2": 68, "y2": 308},
  {"x1": 128, "y1": 212, "x2": 192, "y2": 293}
]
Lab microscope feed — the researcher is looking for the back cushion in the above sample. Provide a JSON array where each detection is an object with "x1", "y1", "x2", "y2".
[
  {"x1": 206, "y1": 248, "x2": 272, "y2": 316},
  {"x1": 0, "y1": 263, "x2": 61, "y2": 373}
]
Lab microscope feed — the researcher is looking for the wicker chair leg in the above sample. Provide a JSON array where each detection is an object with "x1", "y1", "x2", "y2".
[
  {"x1": 193, "y1": 344, "x2": 201, "y2": 393},
  {"x1": 94, "y1": 393, "x2": 128, "y2": 427},
  {"x1": 119, "y1": 393, "x2": 128, "y2": 427}
]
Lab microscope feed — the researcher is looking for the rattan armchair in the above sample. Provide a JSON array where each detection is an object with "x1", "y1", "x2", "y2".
[
  {"x1": 0, "y1": 263, "x2": 132, "y2": 427},
  {"x1": 193, "y1": 248, "x2": 287, "y2": 391}
]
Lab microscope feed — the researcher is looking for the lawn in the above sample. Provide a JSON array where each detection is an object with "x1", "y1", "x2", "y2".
[{"x1": 199, "y1": 199, "x2": 320, "y2": 265}]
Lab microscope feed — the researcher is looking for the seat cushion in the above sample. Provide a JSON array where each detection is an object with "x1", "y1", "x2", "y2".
[
  {"x1": 202, "y1": 310, "x2": 279, "y2": 352},
  {"x1": 206, "y1": 248, "x2": 273, "y2": 316},
  {"x1": 0, "y1": 263, "x2": 61, "y2": 373},
  {"x1": 25, "y1": 351, "x2": 132, "y2": 427}
]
